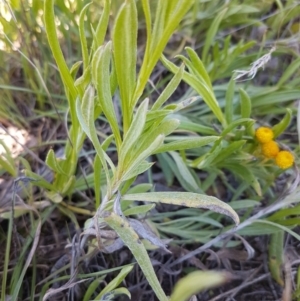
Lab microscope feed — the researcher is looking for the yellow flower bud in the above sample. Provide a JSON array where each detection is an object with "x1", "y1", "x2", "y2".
[
  {"x1": 275, "y1": 151, "x2": 294, "y2": 169},
  {"x1": 255, "y1": 127, "x2": 274, "y2": 143},
  {"x1": 261, "y1": 141, "x2": 279, "y2": 158}
]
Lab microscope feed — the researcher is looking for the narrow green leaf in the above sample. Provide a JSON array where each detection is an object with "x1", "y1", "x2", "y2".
[
  {"x1": 94, "y1": 155, "x2": 102, "y2": 209},
  {"x1": 70, "y1": 61, "x2": 83, "y2": 78},
  {"x1": 75, "y1": 96, "x2": 90, "y2": 136},
  {"x1": 103, "y1": 212, "x2": 168, "y2": 301},
  {"x1": 178, "y1": 120, "x2": 217, "y2": 135},
  {"x1": 272, "y1": 108, "x2": 292, "y2": 138},
  {"x1": 120, "y1": 177, "x2": 139, "y2": 196},
  {"x1": 23, "y1": 170, "x2": 54, "y2": 191},
  {"x1": 121, "y1": 161, "x2": 154, "y2": 182},
  {"x1": 155, "y1": 136, "x2": 219, "y2": 153},
  {"x1": 81, "y1": 87, "x2": 115, "y2": 171},
  {"x1": 252, "y1": 89, "x2": 300, "y2": 107},
  {"x1": 113, "y1": 0, "x2": 137, "y2": 133},
  {"x1": 61, "y1": 176, "x2": 76, "y2": 195},
  {"x1": 121, "y1": 135, "x2": 164, "y2": 182},
  {"x1": 110, "y1": 56, "x2": 118, "y2": 95},
  {"x1": 185, "y1": 47, "x2": 213, "y2": 89},
  {"x1": 74, "y1": 66, "x2": 91, "y2": 97},
  {"x1": 76, "y1": 87, "x2": 114, "y2": 193},
  {"x1": 83, "y1": 277, "x2": 105, "y2": 301},
  {"x1": 269, "y1": 230, "x2": 284, "y2": 286},
  {"x1": 238, "y1": 224, "x2": 279, "y2": 236},
  {"x1": 164, "y1": 96, "x2": 199, "y2": 112},
  {"x1": 160, "y1": 152, "x2": 196, "y2": 192},
  {"x1": 219, "y1": 118, "x2": 254, "y2": 141},
  {"x1": 57, "y1": 204, "x2": 79, "y2": 228},
  {"x1": 123, "y1": 192, "x2": 240, "y2": 225},
  {"x1": 202, "y1": 7, "x2": 228, "y2": 63},
  {"x1": 146, "y1": 110, "x2": 172, "y2": 122},
  {"x1": 170, "y1": 271, "x2": 228, "y2": 301},
  {"x1": 151, "y1": 1, "x2": 167, "y2": 50},
  {"x1": 80, "y1": 86, "x2": 96, "y2": 135},
  {"x1": 130, "y1": 119, "x2": 180, "y2": 163},
  {"x1": 44, "y1": 0, "x2": 77, "y2": 101},
  {"x1": 157, "y1": 153, "x2": 174, "y2": 186},
  {"x1": 119, "y1": 98, "x2": 149, "y2": 166},
  {"x1": 45, "y1": 149, "x2": 67, "y2": 175},
  {"x1": 169, "y1": 152, "x2": 200, "y2": 193},
  {"x1": 79, "y1": 3, "x2": 91, "y2": 70},
  {"x1": 141, "y1": 0, "x2": 152, "y2": 67},
  {"x1": 93, "y1": 43, "x2": 122, "y2": 150},
  {"x1": 126, "y1": 183, "x2": 153, "y2": 194},
  {"x1": 239, "y1": 88, "x2": 252, "y2": 119},
  {"x1": 230, "y1": 200, "x2": 259, "y2": 210},
  {"x1": 223, "y1": 163, "x2": 262, "y2": 196},
  {"x1": 212, "y1": 141, "x2": 246, "y2": 165},
  {"x1": 134, "y1": 0, "x2": 193, "y2": 105},
  {"x1": 100, "y1": 288, "x2": 131, "y2": 300},
  {"x1": 124, "y1": 204, "x2": 156, "y2": 216},
  {"x1": 225, "y1": 78, "x2": 235, "y2": 124},
  {"x1": 252, "y1": 220, "x2": 300, "y2": 241},
  {"x1": 161, "y1": 55, "x2": 226, "y2": 126},
  {"x1": 92, "y1": 0, "x2": 111, "y2": 51},
  {"x1": 152, "y1": 66, "x2": 184, "y2": 111},
  {"x1": 0, "y1": 154, "x2": 16, "y2": 177},
  {"x1": 277, "y1": 56, "x2": 300, "y2": 87},
  {"x1": 94, "y1": 265, "x2": 133, "y2": 299},
  {"x1": 93, "y1": 135, "x2": 114, "y2": 208},
  {"x1": 268, "y1": 204, "x2": 300, "y2": 222}
]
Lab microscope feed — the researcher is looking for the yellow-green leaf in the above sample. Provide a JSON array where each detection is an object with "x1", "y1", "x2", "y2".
[{"x1": 170, "y1": 271, "x2": 229, "y2": 301}]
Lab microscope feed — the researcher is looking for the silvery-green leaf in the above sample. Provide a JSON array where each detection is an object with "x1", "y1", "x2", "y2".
[{"x1": 123, "y1": 192, "x2": 239, "y2": 225}]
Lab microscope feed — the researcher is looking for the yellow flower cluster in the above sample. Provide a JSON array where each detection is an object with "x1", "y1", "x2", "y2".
[
  {"x1": 255, "y1": 127, "x2": 274, "y2": 144},
  {"x1": 255, "y1": 127, "x2": 294, "y2": 169},
  {"x1": 275, "y1": 151, "x2": 294, "y2": 169},
  {"x1": 261, "y1": 141, "x2": 279, "y2": 158}
]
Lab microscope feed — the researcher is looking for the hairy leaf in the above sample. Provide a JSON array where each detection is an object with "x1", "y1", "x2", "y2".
[{"x1": 123, "y1": 192, "x2": 239, "y2": 225}]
